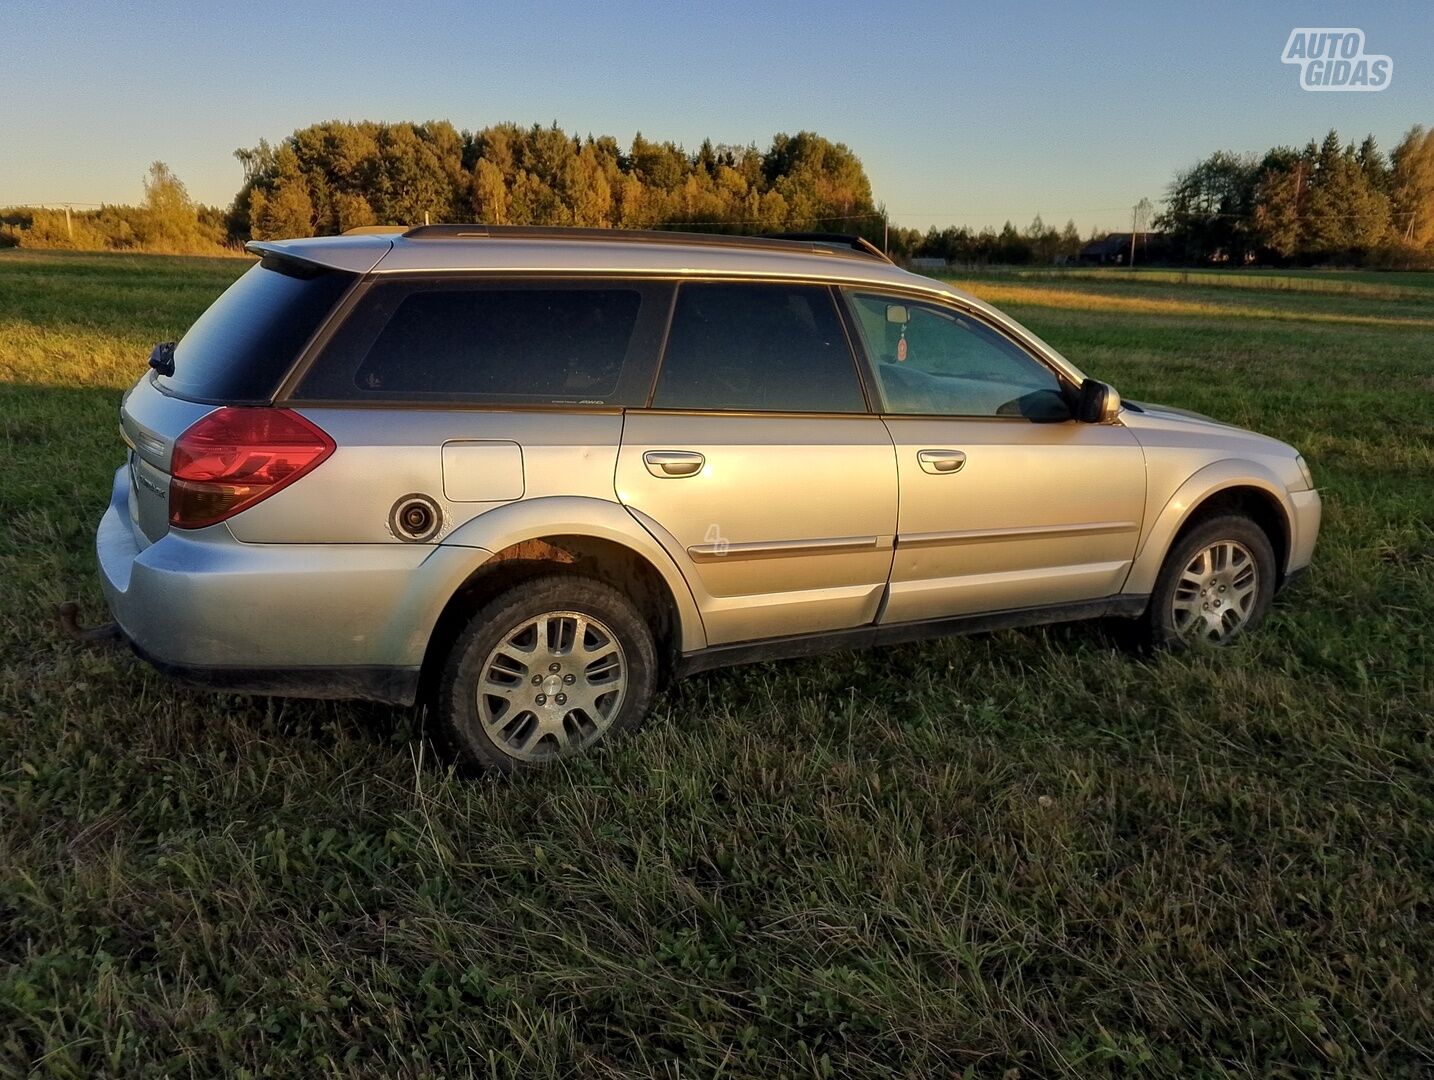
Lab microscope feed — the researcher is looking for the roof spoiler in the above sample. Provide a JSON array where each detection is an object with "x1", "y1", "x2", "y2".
[{"x1": 243, "y1": 242, "x2": 342, "y2": 278}]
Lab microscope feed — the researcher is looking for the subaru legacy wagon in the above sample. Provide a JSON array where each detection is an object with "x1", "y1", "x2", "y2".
[{"x1": 97, "y1": 226, "x2": 1320, "y2": 770}]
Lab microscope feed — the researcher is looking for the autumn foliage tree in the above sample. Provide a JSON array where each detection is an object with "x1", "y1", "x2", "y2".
[
  {"x1": 1389, "y1": 125, "x2": 1434, "y2": 247},
  {"x1": 229, "y1": 120, "x2": 880, "y2": 242}
]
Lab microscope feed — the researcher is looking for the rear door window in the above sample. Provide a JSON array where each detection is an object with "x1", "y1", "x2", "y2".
[
  {"x1": 160, "y1": 256, "x2": 356, "y2": 402},
  {"x1": 650, "y1": 282, "x2": 867, "y2": 413},
  {"x1": 295, "y1": 279, "x2": 668, "y2": 405}
]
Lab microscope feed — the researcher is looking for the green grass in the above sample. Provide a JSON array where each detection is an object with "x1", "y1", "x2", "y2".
[{"x1": 2, "y1": 250, "x2": 1431, "y2": 1077}]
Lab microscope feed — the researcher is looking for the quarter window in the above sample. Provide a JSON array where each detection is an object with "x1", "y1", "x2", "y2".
[
  {"x1": 844, "y1": 291, "x2": 1068, "y2": 420},
  {"x1": 651, "y1": 282, "x2": 866, "y2": 413}
]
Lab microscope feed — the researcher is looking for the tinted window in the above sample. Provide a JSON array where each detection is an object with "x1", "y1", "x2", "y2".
[
  {"x1": 162, "y1": 256, "x2": 355, "y2": 401},
  {"x1": 845, "y1": 291, "x2": 1068, "y2": 420},
  {"x1": 651, "y1": 283, "x2": 866, "y2": 413},
  {"x1": 298, "y1": 281, "x2": 658, "y2": 404}
]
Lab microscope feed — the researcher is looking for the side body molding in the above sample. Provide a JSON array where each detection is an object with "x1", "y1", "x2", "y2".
[
  {"x1": 1123, "y1": 458, "x2": 1296, "y2": 596},
  {"x1": 438, "y1": 495, "x2": 708, "y2": 653}
]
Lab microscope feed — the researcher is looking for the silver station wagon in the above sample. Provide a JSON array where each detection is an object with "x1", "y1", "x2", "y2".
[{"x1": 96, "y1": 226, "x2": 1321, "y2": 770}]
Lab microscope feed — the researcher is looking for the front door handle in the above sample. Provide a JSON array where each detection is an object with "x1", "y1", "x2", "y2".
[
  {"x1": 644, "y1": 450, "x2": 706, "y2": 478},
  {"x1": 917, "y1": 449, "x2": 966, "y2": 474}
]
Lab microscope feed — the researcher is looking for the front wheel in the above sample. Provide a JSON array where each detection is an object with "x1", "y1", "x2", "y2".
[
  {"x1": 1142, "y1": 514, "x2": 1277, "y2": 648},
  {"x1": 434, "y1": 574, "x2": 657, "y2": 773}
]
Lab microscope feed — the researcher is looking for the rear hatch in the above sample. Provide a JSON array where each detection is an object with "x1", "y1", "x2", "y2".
[{"x1": 118, "y1": 253, "x2": 359, "y2": 546}]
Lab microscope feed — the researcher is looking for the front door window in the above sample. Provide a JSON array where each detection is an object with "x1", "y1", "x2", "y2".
[{"x1": 844, "y1": 292, "x2": 1068, "y2": 421}]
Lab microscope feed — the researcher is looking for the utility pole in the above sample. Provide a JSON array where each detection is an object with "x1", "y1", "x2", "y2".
[
  {"x1": 64, "y1": 203, "x2": 73, "y2": 241},
  {"x1": 1129, "y1": 197, "x2": 1153, "y2": 267}
]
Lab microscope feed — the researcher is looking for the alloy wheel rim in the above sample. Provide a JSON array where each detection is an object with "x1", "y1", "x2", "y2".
[
  {"x1": 476, "y1": 610, "x2": 627, "y2": 762},
  {"x1": 1171, "y1": 540, "x2": 1259, "y2": 644}
]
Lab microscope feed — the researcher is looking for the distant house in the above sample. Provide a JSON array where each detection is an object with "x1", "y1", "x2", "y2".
[
  {"x1": 1079, "y1": 233, "x2": 1134, "y2": 265},
  {"x1": 906, "y1": 256, "x2": 948, "y2": 270},
  {"x1": 1079, "y1": 232, "x2": 1169, "y2": 266}
]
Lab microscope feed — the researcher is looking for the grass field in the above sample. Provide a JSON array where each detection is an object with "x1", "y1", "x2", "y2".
[{"x1": 2, "y1": 250, "x2": 1431, "y2": 1077}]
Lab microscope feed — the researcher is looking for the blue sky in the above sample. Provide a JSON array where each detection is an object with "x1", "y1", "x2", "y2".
[{"x1": 3, "y1": 0, "x2": 1430, "y2": 234}]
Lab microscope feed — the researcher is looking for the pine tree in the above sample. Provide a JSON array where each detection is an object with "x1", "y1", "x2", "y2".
[
  {"x1": 1356, "y1": 135, "x2": 1390, "y2": 194},
  {"x1": 1302, "y1": 132, "x2": 1391, "y2": 257},
  {"x1": 1303, "y1": 132, "x2": 1352, "y2": 255}
]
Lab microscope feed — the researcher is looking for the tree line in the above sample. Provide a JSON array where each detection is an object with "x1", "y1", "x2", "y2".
[
  {"x1": 231, "y1": 121, "x2": 1097, "y2": 264},
  {"x1": 4, "y1": 119, "x2": 1433, "y2": 268},
  {"x1": 886, "y1": 216, "x2": 1088, "y2": 265},
  {"x1": 0, "y1": 163, "x2": 227, "y2": 254},
  {"x1": 232, "y1": 120, "x2": 878, "y2": 242},
  {"x1": 1157, "y1": 126, "x2": 1434, "y2": 267},
  {"x1": 0, "y1": 121, "x2": 880, "y2": 255}
]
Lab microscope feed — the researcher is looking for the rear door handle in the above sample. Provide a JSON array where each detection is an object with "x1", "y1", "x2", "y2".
[
  {"x1": 644, "y1": 450, "x2": 706, "y2": 477},
  {"x1": 917, "y1": 449, "x2": 966, "y2": 474}
]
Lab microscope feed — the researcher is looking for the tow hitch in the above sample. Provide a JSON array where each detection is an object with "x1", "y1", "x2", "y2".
[{"x1": 57, "y1": 601, "x2": 121, "y2": 646}]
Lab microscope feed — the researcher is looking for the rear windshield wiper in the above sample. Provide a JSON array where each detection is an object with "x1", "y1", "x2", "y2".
[{"x1": 149, "y1": 341, "x2": 176, "y2": 376}]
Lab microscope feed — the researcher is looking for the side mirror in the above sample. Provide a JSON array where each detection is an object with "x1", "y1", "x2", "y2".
[{"x1": 1077, "y1": 378, "x2": 1121, "y2": 423}]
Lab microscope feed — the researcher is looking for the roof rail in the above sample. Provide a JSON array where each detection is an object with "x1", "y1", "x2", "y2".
[
  {"x1": 760, "y1": 232, "x2": 893, "y2": 264},
  {"x1": 399, "y1": 224, "x2": 891, "y2": 263}
]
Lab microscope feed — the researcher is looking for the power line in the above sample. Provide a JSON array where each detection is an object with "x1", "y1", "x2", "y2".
[
  {"x1": 1161, "y1": 207, "x2": 1416, "y2": 222},
  {"x1": 887, "y1": 206, "x2": 1131, "y2": 219}
]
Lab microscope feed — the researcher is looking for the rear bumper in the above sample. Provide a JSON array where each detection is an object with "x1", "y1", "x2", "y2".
[
  {"x1": 97, "y1": 467, "x2": 485, "y2": 705},
  {"x1": 125, "y1": 637, "x2": 419, "y2": 705}
]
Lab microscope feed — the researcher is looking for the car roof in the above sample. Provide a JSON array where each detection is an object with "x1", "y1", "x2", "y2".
[{"x1": 245, "y1": 228, "x2": 981, "y2": 303}]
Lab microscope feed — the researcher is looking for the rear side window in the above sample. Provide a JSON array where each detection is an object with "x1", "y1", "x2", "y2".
[
  {"x1": 162, "y1": 256, "x2": 355, "y2": 401},
  {"x1": 296, "y1": 279, "x2": 666, "y2": 405},
  {"x1": 651, "y1": 282, "x2": 866, "y2": 413}
]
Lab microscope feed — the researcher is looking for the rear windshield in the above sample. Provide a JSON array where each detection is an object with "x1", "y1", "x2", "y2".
[{"x1": 160, "y1": 256, "x2": 355, "y2": 401}]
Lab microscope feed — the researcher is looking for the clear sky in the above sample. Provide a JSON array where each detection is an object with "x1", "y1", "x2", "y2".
[{"x1": 3, "y1": 0, "x2": 1430, "y2": 234}]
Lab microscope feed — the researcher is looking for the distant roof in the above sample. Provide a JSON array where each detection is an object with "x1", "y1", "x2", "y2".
[
  {"x1": 1080, "y1": 232, "x2": 1167, "y2": 257},
  {"x1": 1080, "y1": 233, "x2": 1135, "y2": 257}
]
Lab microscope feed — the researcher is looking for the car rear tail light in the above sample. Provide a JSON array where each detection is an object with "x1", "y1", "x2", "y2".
[{"x1": 169, "y1": 407, "x2": 335, "y2": 529}]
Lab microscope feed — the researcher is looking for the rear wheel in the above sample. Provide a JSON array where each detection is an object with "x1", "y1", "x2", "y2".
[
  {"x1": 1142, "y1": 514, "x2": 1277, "y2": 648},
  {"x1": 434, "y1": 575, "x2": 657, "y2": 772}
]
